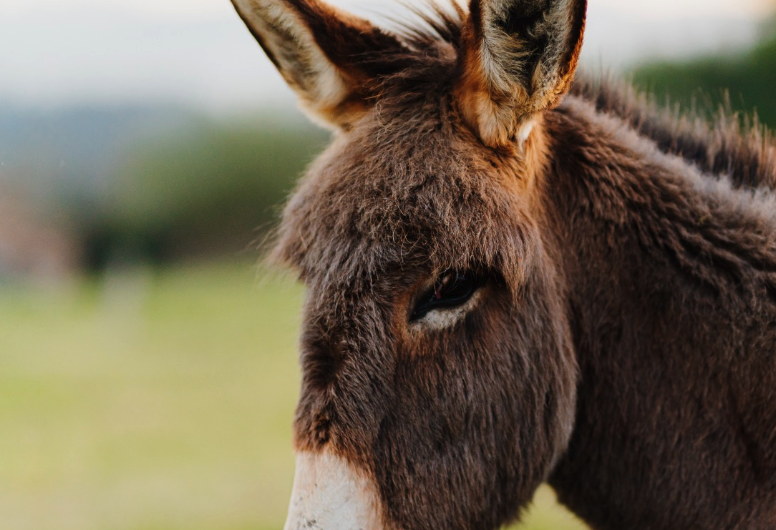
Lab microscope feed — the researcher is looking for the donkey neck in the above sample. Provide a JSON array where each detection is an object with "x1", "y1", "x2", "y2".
[{"x1": 542, "y1": 96, "x2": 776, "y2": 530}]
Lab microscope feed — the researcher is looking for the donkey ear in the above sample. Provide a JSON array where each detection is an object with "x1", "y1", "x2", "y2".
[
  {"x1": 231, "y1": 0, "x2": 409, "y2": 129},
  {"x1": 457, "y1": 0, "x2": 587, "y2": 147}
]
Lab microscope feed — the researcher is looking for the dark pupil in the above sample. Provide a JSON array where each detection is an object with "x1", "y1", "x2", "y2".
[{"x1": 411, "y1": 272, "x2": 481, "y2": 321}]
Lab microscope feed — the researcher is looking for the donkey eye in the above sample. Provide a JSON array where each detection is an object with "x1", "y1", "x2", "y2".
[{"x1": 410, "y1": 271, "x2": 486, "y2": 321}]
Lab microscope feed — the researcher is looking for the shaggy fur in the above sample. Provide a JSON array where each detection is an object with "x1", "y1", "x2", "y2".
[{"x1": 231, "y1": 1, "x2": 776, "y2": 529}]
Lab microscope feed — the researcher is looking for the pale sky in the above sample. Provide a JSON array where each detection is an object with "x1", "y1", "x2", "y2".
[
  {"x1": 1, "y1": 0, "x2": 774, "y2": 112},
  {"x1": 2, "y1": 0, "x2": 773, "y2": 20}
]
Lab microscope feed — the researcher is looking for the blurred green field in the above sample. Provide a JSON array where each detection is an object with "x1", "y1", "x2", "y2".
[{"x1": 0, "y1": 262, "x2": 587, "y2": 530}]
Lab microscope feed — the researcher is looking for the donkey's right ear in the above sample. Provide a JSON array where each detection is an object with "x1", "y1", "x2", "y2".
[{"x1": 231, "y1": 0, "x2": 409, "y2": 129}]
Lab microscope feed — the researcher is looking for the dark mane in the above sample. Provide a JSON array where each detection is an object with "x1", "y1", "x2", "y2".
[
  {"x1": 569, "y1": 75, "x2": 776, "y2": 190},
  {"x1": 394, "y1": 2, "x2": 464, "y2": 49},
  {"x1": 365, "y1": 3, "x2": 465, "y2": 104}
]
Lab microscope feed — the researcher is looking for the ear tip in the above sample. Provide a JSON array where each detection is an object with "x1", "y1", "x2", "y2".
[
  {"x1": 230, "y1": 0, "x2": 259, "y2": 23},
  {"x1": 230, "y1": 0, "x2": 251, "y2": 11}
]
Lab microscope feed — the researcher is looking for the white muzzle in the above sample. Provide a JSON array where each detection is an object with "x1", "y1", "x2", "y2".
[{"x1": 283, "y1": 450, "x2": 384, "y2": 530}]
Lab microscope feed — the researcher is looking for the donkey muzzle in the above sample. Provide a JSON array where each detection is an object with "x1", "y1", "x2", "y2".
[{"x1": 284, "y1": 451, "x2": 384, "y2": 530}]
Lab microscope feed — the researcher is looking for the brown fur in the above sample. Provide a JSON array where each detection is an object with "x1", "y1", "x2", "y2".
[
  {"x1": 569, "y1": 76, "x2": 776, "y2": 190},
  {"x1": 232, "y1": 1, "x2": 776, "y2": 529}
]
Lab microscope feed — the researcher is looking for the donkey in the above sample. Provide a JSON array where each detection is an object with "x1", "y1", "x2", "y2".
[{"x1": 231, "y1": 0, "x2": 776, "y2": 528}]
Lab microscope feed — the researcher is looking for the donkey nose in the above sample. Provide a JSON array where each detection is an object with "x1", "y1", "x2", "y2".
[{"x1": 284, "y1": 450, "x2": 384, "y2": 530}]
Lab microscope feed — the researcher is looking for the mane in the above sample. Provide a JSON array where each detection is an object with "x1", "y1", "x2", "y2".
[
  {"x1": 367, "y1": 3, "x2": 465, "y2": 106},
  {"x1": 569, "y1": 75, "x2": 776, "y2": 191},
  {"x1": 387, "y1": 4, "x2": 776, "y2": 191}
]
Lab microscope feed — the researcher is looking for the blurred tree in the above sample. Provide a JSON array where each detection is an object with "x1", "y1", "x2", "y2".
[
  {"x1": 87, "y1": 116, "x2": 328, "y2": 267},
  {"x1": 632, "y1": 17, "x2": 776, "y2": 129}
]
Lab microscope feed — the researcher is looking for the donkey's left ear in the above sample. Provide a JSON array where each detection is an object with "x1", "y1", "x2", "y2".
[
  {"x1": 457, "y1": 0, "x2": 587, "y2": 147},
  {"x1": 231, "y1": 0, "x2": 410, "y2": 129}
]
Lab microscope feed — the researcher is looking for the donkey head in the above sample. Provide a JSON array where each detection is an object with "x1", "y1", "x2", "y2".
[{"x1": 232, "y1": 1, "x2": 586, "y2": 528}]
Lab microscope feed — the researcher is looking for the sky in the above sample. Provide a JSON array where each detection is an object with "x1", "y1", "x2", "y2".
[
  {"x1": 2, "y1": 0, "x2": 773, "y2": 19},
  {"x1": 1, "y1": 0, "x2": 774, "y2": 113}
]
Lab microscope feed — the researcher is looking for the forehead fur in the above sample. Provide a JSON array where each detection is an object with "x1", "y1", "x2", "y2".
[{"x1": 272, "y1": 92, "x2": 537, "y2": 286}]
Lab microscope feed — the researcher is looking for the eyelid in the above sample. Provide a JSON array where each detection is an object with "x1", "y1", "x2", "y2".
[{"x1": 409, "y1": 271, "x2": 486, "y2": 322}]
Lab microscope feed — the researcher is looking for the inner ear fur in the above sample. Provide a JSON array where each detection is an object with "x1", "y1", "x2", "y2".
[
  {"x1": 231, "y1": 0, "x2": 410, "y2": 129},
  {"x1": 457, "y1": 0, "x2": 587, "y2": 147}
]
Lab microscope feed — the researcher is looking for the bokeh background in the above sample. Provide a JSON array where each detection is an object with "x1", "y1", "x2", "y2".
[{"x1": 1, "y1": 1, "x2": 775, "y2": 529}]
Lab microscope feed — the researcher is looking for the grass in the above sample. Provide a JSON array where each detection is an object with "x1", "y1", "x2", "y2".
[{"x1": 0, "y1": 261, "x2": 587, "y2": 530}]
